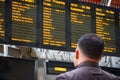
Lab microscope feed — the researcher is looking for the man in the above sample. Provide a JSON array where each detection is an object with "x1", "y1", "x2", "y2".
[{"x1": 56, "y1": 33, "x2": 120, "y2": 80}]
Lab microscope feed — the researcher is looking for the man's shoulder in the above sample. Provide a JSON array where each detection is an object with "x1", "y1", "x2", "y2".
[
  {"x1": 101, "y1": 70, "x2": 120, "y2": 80},
  {"x1": 56, "y1": 67, "x2": 120, "y2": 80}
]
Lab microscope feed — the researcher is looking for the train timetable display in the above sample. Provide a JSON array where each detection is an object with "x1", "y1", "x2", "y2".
[
  {"x1": 71, "y1": 2, "x2": 91, "y2": 49},
  {"x1": 43, "y1": 0, "x2": 66, "y2": 47},
  {"x1": 0, "y1": 0, "x2": 119, "y2": 56},
  {"x1": 96, "y1": 7, "x2": 116, "y2": 53},
  {"x1": 12, "y1": 0, "x2": 36, "y2": 43},
  {"x1": 0, "y1": 0, "x2": 5, "y2": 39}
]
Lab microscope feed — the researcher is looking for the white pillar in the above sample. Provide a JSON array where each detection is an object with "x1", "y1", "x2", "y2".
[
  {"x1": 4, "y1": 44, "x2": 8, "y2": 56},
  {"x1": 107, "y1": 0, "x2": 112, "y2": 6}
]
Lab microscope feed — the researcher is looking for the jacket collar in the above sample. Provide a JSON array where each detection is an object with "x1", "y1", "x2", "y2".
[{"x1": 76, "y1": 61, "x2": 99, "y2": 69}]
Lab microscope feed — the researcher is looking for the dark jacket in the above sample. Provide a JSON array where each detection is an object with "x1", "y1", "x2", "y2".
[{"x1": 56, "y1": 62, "x2": 120, "y2": 80}]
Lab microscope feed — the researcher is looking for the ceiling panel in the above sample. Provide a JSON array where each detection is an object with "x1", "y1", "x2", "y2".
[{"x1": 111, "y1": 0, "x2": 120, "y2": 8}]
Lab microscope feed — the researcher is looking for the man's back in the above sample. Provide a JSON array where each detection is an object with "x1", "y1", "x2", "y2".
[{"x1": 56, "y1": 62, "x2": 120, "y2": 80}]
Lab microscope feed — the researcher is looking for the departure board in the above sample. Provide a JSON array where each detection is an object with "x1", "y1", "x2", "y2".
[
  {"x1": 0, "y1": 0, "x2": 120, "y2": 56},
  {"x1": 12, "y1": 0, "x2": 36, "y2": 43},
  {"x1": 71, "y1": 2, "x2": 91, "y2": 49},
  {"x1": 0, "y1": 0, "x2": 5, "y2": 39},
  {"x1": 96, "y1": 7, "x2": 116, "y2": 53},
  {"x1": 43, "y1": 0, "x2": 66, "y2": 47}
]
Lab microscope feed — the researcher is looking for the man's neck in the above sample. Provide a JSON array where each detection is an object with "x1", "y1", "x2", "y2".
[{"x1": 77, "y1": 57, "x2": 99, "y2": 66}]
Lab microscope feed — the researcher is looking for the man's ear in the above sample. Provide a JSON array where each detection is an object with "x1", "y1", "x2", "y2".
[
  {"x1": 98, "y1": 55, "x2": 102, "y2": 61},
  {"x1": 75, "y1": 49, "x2": 79, "y2": 59}
]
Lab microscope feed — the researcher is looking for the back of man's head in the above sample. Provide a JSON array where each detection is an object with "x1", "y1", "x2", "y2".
[{"x1": 78, "y1": 33, "x2": 104, "y2": 59}]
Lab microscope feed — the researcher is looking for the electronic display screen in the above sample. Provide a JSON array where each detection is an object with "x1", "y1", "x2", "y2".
[
  {"x1": 96, "y1": 7, "x2": 116, "y2": 53},
  {"x1": 46, "y1": 60, "x2": 74, "y2": 75},
  {"x1": 0, "y1": 0, "x2": 120, "y2": 56},
  {"x1": 0, "y1": 57, "x2": 35, "y2": 80},
  {"x1": 70, "y1": 2, "x2": 92, "y2": 49},
  {"x1": 12, "y1": 0, "x2": 37, "y2": 43},
  {"x1": 0, "y1": 0, "x2": 5, "y2": 39},
  {"x1": 43, "y1": 0, "x2": 66, "y2": 47}
]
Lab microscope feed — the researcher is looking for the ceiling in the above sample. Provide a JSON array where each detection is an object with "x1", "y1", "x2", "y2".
[
  {"x1": 81, "y1": 0, "x2": 120, "y2": 8},
  {"x1": 111, "y1": 0, "x2": 120, "y2": 8}
]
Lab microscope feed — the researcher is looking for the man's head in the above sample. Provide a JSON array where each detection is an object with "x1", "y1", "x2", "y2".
[{"x1": 74, "y1": 33, "x2": 104, "y2": 67}]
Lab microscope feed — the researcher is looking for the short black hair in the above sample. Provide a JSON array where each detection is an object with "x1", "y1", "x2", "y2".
[{"x1": 78, "y1": 33, "x2": 104, "y2": 59}]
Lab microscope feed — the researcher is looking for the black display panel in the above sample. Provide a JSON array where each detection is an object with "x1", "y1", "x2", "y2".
[
  {"x1": 43, "y1": 0, "x2": 66, "y2": 47},
  {"x1": 46, "y1": 60, "x2": 74, "y2": 75},
  {"x1": 12, "y1": 0, "x2": 37, "y2": 43},
  {"x1": 95, "y1": 7, "x2": 116, "y2": 53},
  {"x1": 0, "y1": 57, "x2": 36, "y2": 80},
  {"x1": 0, "y1": 0, "x2": 120, "y2": 56},
  {"x1": 70, "y1": 1, "x2": 92, "y2": 49},
  {"x1": 0, "y1": 0, "x2": 5, "y2": 39}
]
